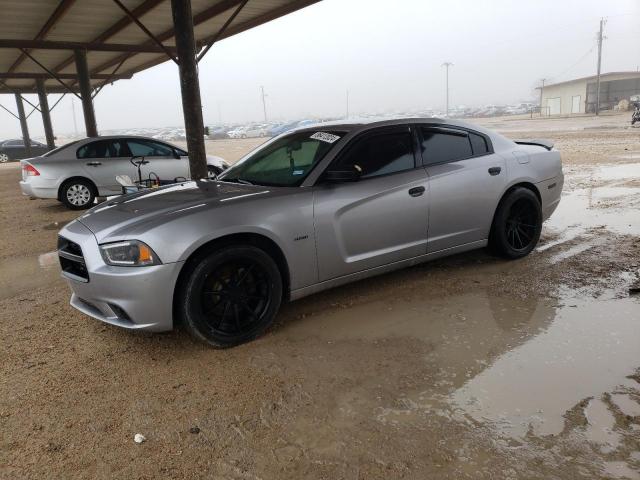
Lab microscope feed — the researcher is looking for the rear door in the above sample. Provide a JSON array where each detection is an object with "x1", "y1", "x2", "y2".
[
  {"x1": 313, "y1": 126, "x2": 429, "y2": 281},
  {"x1": 77, "y1": 139, "x2": 135, "y2": 194},
  {"x1": 125, "y1": 138, "x2": 189, "y2": 182},
  {"x1": 419, "y1": 125, "x2": 507, "y2": 252}
]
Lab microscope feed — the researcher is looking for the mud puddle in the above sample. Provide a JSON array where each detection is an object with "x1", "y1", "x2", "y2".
[
  {"x1": 539, "y1": 163, "x2": 640, "y2": 251},
  {"x1": 0, "y1": 251, "x2": 62, "y2": 300},
  {"x1": 283, "y1": 288, "x2": 640, "y2": 445}
]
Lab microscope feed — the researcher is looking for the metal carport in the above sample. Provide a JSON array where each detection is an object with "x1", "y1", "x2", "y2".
[{"x1": 0, "y1": 0, "x2": 320, "y2": 178}]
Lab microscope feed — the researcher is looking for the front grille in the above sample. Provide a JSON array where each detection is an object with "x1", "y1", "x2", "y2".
[{"x1": 58, "y1": 236, "x2": 89, "y2": 282}]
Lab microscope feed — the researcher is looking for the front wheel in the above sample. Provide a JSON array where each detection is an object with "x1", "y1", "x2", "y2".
[
  {"x1": 489, "y1": 187, "x2": 542, "y2": 259},
  {"x1": 60, "y1": 179, "x2": 96, "y2": 210},
  {"x1": 177, "y1": 245, "x2": 283, "y2": 348},
  {"x1": 0, "y1": 153, "x2": 9, "y2": 163}
]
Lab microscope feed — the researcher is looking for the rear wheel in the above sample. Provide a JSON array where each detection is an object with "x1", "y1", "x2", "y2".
[
  {"x1": 177, "y1": 245, "x2": 283, "y2": 348},
  {"x1": 60, "y1": 179, "x2": 96, "y2": 210},
  {"x1": 489, "y1": 187, "x2": 542, "y2": 259}
]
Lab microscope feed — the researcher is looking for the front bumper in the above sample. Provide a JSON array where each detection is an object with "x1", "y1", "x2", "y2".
[{"x1": 59, "y1": 220, "x2": 183, "y2": 332}]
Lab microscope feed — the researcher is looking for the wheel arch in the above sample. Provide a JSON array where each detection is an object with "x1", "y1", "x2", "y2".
[
  {"x1": 489, "y1": 181, "x2": 542, "y2": 234},
  {"x1": 172, "y1": 232, "x2": 291, "y2": 325},
  {"x1": 57, "y1": 176, "x2": 98, "y2": 201}
]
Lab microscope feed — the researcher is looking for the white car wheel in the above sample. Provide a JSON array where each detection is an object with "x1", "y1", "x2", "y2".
[
  {"x1": 62, "y1": 180, "x2": 95, "y2": 210},
  {"x1": 0, "y1": 153, "x2": 9, "y2": 163}
]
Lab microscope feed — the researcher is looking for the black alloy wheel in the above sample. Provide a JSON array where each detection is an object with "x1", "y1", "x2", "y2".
[
  {"x1": 489, "y1": 187, "x2": 542, "y2": 259},
  {"x1": 505, "y1": 198, "x2": 538, "y2": 251},
  {"x1": 178, "y1": 245, "x2": 282, "y2": 348}
]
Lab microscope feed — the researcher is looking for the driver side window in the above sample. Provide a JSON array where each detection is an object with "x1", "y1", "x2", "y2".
[{"x1": 333, "y1": 130, "x2": 415, "y2": 179}]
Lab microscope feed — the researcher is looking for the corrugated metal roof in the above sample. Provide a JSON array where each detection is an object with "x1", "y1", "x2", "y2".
[
  {"x1": 0, "y1": 0, "x2": 320, "y2": 93},
  {"x1": 536, "y1": 71, "x2": 640, "y2": 89}
]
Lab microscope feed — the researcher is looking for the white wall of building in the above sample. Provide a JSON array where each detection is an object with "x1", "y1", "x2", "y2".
[{"x1": 541, "y1": 81, "x2": 587, "y2": 115}]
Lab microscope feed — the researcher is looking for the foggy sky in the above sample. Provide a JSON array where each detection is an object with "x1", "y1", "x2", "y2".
[{"x1": 1, "y1": 0, "x2": 638, "y2": 138}]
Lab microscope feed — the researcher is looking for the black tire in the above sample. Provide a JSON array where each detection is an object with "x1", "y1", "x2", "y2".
[
  {"x1": 207, "y1": 165, "x2": 222, "y2": 179},
  {"x1": 177, "y1": 245, "x2": 283, "y2": 348},
  {"x1": 489, "y1": 187, "x2": 542, "y2": 259},
  {"x1": 60, "y1": 178, "x2": 96, "y2": 210}
]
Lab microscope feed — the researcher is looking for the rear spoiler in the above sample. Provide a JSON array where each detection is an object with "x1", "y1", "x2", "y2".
[{"x1": 513, "y1": 139, "x2": 554, "y2": 151}]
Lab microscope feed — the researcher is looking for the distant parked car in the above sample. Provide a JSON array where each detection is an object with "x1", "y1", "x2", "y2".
[
  {"x1": 206, "y1": 127, "x2": 229, "y2": 140},
  {"x1": 19, "y1": 136, "x2": 229, "y2": 209},
  {"x1": 0, "y1": 138, "x2": 51, "y2": 162},
  {"x1": 268, "y1": 121, "x2": 299, "y2": 137}
]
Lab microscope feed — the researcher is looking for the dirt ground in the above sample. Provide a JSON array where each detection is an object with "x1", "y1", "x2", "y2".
[{"x1": 1, "y1": 113, "x2": 640, "y2": 479}]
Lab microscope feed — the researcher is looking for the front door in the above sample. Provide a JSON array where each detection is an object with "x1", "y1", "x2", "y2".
[
  {"x1": 417, "y1": 126, "x2": 507, "y2": 252},
  {"x1": 126, "y1": 138, "x2": 189, "y2": 182},
  {"x1": 313, "y1": 126, "x2": 429, "y2": 281}
]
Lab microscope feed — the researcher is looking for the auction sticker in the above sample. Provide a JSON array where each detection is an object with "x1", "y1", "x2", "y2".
[{"x1": 310, "y1": 132, "x2": 340, "y2": 144}]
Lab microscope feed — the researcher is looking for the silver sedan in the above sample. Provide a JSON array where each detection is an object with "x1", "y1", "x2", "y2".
[
  {"x1": 19, "y1": 135, "x2": 228, "y2": 209},
  {"x1": 57, "y1": 118, "x2": 563, "y2": 347}
]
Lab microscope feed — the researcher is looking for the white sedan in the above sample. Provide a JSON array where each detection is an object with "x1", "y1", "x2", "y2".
[{"x1": 19, "y1": 135, "x2": 228, "y2": 209}]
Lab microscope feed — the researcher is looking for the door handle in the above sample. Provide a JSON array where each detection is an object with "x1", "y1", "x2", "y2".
[
  {"x1": 488, "y1": 166, "x2": 501, "y2": 176},
  {"x1": 86, "y1": 161, "x2": 102, "y2": 166},
  {"x1": 408, "y1": 186, "x2": 426, "y2": 197}
]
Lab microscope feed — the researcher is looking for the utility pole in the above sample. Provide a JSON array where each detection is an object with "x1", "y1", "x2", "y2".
[
  {"x1": 539, "y1": 78, "x2": 546, "y2": 115},
  {"x1": 441, "y1": 62, "x2": 453, "y2": 117},
  {"x1": 260, "y1": 86, "x2": 267, "y2": 122},
  {"x1": 595, "y1": 18, "x2": 606, "y2": 115},
  {"x1": 346, "y1": 89, "x2": 349, "y2": 119}
]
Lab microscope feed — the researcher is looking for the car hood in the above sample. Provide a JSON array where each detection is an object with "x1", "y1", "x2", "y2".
[{"x1": 75, "y1": 180, "x2": 272, "y2": 241}]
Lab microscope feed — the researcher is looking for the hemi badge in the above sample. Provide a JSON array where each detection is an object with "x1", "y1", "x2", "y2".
[
  {"x1": 548, "y1": 183, "x2": 556, "y2": 189},
  {"x1": 294, "y1": 235, "x2": 308, "y2": 242}
]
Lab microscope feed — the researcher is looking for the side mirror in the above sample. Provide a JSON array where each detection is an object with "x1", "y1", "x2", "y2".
[{"x1": 323, "y1": 168, "x2": 361, "y2": 182}]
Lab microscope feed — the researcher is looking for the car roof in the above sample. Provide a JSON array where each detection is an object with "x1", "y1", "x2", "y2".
[{"x1": 290, "y1": 116, "x2": 478, "y2": 133}]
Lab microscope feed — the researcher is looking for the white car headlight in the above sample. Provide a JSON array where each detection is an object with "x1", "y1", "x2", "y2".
[{"x1": 99, "y1": 240, "x2": 161, "y2": 267}]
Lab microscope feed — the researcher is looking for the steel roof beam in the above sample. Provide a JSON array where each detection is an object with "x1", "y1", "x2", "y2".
[
  {"x1": 0, "y1": 72, "x2": 132, "y2": 80},
  {"x1": 112, "y1": 0, "x2": 178, "y2": 63},
  {"x1": 8, "y1": 0, "x2": 76, "y2": 73},
  {"x1": 196, "y1": 0, "x2": 249, "y2": 63},
  {"x1": 90, "y1": 0, "x2": 244, "y2": 75},
  {"x1": 51, "y1": 0, "x2": 165, "y2": 74},
  {"x1": 0, "y1": 39, "x2": 179, "y2": 54}
]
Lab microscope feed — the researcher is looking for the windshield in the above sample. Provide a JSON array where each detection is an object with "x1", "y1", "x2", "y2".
[
  {"x1": 42, "y1": 140, "x2": 80, "y2": 157},
  {"x1": 218, "y1": 130, "x2": 344, "y2": 187}
]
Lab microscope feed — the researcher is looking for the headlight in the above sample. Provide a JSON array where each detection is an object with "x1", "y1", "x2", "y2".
[{"x1": 99, "y1": 240, "x2": 161, "y2": 267}]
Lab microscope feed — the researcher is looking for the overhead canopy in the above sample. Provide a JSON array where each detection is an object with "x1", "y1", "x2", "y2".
[{"x1": 0, "y1": 0, "x2": 320, "y2": 94}]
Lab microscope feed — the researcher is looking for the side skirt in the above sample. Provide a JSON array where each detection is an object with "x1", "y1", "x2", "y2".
[{"x1": 289, "y1": 239, "x2": 487, "y2": 301}]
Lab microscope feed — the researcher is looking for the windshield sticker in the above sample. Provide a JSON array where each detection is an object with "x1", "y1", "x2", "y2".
[
  {"x1": 292, "y1": 169, "x2": 304, "y2": 175},
  {"x1": 310, "y1": 132, "x2": 340, "y2": 144}
]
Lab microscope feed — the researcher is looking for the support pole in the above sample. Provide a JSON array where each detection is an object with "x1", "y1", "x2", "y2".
[
  {"x1": 15, "y1": 93, "x2": 32, "y2": 157},
  {"x1": 36, "y1": 79, "x2": 56, "y2": 149},
  {"x1": 74, "y1": 49, "x2": 98, "y2": 136},
  {"x1": 595, "y1": 18, "x2": 605, "y2": 116},
  {"x1": 171, "y1": 0, "x2": 207, "y2": 180}
]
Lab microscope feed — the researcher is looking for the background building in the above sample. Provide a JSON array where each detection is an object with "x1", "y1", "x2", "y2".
[{"x1": 538, "y1": 71, "x2": 640, "y2": 115}]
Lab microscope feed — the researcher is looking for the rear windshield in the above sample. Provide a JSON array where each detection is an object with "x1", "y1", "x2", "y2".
[{"x1": 42, "y1": 140, "x2": 81, "y2": 157}]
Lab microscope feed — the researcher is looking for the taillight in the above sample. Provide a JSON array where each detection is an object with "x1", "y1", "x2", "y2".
[{"x1": 23, "y1": 164, "x2": 39, "y2": 176}]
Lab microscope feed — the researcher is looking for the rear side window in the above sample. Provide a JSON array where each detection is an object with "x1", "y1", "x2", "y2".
[
  {"x1": 127, "y1": 139, "x2": 174, "y2": 157},
  {"x1": 470, "y1": 133, "x2": 489, "y2": 155},
  {"x1": 77, "y1": 140, "x2": 129, "y2": 159},
  {"x1": 420, "y1": 128, "x2": 472, "y2": 165},
  {"x1": 334, "y1": 131, "x2": 415, "y2": 179}
]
